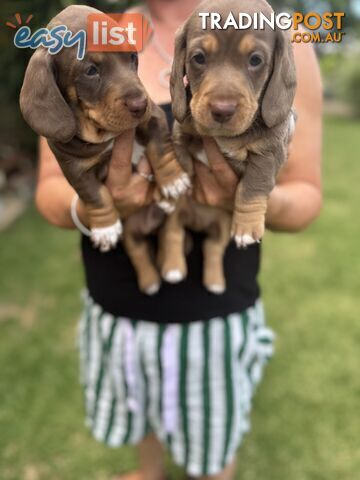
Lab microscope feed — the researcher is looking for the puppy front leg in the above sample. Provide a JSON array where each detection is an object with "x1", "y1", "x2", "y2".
[
  {"x1": 61, "y1": 162, "x2": 121, "y2": 251},
  {"x1": 147, "y1": 138, "x2": 190, "y2": 200},
  {"x1": 231, "y1": 153, "x2": 277, "y2": 248},
  {"x1": 144, "y1": 114, "x2": 190, "y2": 200},
  {"x1": 85, "y1": 184, "x2": 122, "y2": 251},
  {"x1": 172, "y1": 121, "x2": 195, "y2": 177}
]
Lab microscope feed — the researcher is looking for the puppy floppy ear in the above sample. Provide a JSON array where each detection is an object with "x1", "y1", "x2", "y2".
[
  {"x1": 170, "y1": 24, "x2": 188, "y2": 123},
  {"x1": 20, "y1": 48, "x2": 76, "y2": 143},
  {"x1": 261, "y1": 30, "x2": 296, "y2": 128}
]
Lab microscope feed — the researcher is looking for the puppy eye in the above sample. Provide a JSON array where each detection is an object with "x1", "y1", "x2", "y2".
[
  {"x1": 193, "y1": 53, "x2": 206, "y2": 65},
  {"x1": 85, "y1": 65, "x2": 99, "y2": 77},
  {"x1": 249, "y1": 53, "x2": 263, "y2": 68}
]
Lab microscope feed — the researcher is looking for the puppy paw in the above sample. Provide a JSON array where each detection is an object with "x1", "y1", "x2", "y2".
[
  {"x1": 157, "y1": 199, "x2": 176, "y2": 214},
  {"x1": 204, "y1": 269, "x2": 226, "y2": 295},
  {"x1": 233, "y1": 233, "x2": 259, "y2": 248},
  {"x1": 161, "y1": 172, "x2": 191, "y2": 200},
  {"x1": 138, "y1": 268, "x2": 161, "y2": 296},
  {"x1": 91, "y1": 220, "x2": 122, "y2": 252},
  {"x1": 206, "y1": 283, "x2": 226, "y2": 295},
  {"x1": 163, "y1": 269, "x2": 186, "y2": 284},
  {"x1": 144, "y1": 282, "x2": 161, "y2": 296},
  {"x1": 231, "y1": 217, "x2": 264, "y2": 249}
]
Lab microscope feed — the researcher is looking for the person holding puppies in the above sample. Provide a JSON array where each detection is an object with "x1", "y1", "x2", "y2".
[{"x1": 36, "y1": 0, "x2": 322, "y2": 479}]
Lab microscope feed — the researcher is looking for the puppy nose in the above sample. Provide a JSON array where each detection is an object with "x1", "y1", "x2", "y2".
[
  {"x1": 210, "y1": 100, "x2": 237, "y2": 123},
  {"x1": 125, "y1": 95, "x2": 148, "y2": 117}
]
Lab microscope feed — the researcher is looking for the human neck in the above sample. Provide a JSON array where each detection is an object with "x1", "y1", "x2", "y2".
[{"x1": 147, "y1": 0, "x2": 199, "y2": 27}]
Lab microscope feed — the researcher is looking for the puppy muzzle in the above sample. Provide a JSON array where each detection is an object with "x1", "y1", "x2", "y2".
[
  {"x1": 125, "y1": 95, "x2": 148, "y2": 118},
  {"x1": 209, "y1": 99, "x2": 238, "y2": 123}
]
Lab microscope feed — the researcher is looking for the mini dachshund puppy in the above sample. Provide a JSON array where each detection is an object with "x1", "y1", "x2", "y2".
[
  {"x1": 159, "y1": 0, "x2": 296, "y2": 293},
  {"x1": 20, "y1": 5, "x2": 189, "y2": 253}
]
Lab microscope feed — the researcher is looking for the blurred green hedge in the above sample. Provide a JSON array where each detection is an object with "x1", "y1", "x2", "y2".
[
  {"x1": 340, "y1": 59, "x2": 360, "y2": 118},
  {"x1": 321, "y1": 49, "x2": 360, "y2": 118}
]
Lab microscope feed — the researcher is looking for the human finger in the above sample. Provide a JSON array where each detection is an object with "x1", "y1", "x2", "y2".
[
  {"x1": 194, "y1": 160, "x2": 219, "y2": 193},
  {"x1": 202, "y1": 137, "x2": 238, "y2": 190},
  {"x1": 107, "y1": 129, "x2": 135, "y2": 191},
  {"x1": 193, "y1": 162, "x2": 212, "y2": 204},
  {"x1": 136, "y1": 156, "x2": 154, "y2": 182},
  {"x1": 194, "y1": 161, "x2": 234, "y2": 210}
]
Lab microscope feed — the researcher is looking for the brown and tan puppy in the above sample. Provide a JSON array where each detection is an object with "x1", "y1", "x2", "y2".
[
  {"x1": 20, "y1": 5, "x2": 189, "y2": 252},
  {"x1": 160, "y1": 0, "x2": 296, "y2": 293},
  {"x1": 20, "y1": 5, "x2": 190, "y2": 294}
]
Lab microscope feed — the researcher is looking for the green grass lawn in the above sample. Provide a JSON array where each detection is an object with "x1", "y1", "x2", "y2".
[{"x1": 1, "y1": 117, "x2": 359, "y2": 480}]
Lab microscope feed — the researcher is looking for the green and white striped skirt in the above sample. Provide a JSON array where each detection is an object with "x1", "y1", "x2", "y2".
[{"x1": 78, "y1": 294, "x2": 274, "y2": 477}]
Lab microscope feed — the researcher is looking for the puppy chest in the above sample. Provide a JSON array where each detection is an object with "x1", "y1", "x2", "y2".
[
  {"x1": 190, "y1": 139, "x2": 249, "y2": 172},
  {"x1": 216, "y1": 139, "x2": 249, "y2": 162},
  {"x1": 187, "y1": 137, "x2": 209, "y2": 166},
  {"x1": 195, "y1": 148, "x2": 210, "y2": 167}
]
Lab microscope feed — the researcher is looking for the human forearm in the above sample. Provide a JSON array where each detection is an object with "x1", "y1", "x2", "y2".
[
  {"x1": 36, "y1": 176, "x2": 91, "y2": 229},
  {"x1": 266, "y1": 42, "x2": 322, "y2": 233},
  {"x1": 36, "y1": 136, "x2": 91, "y2": 229},
  {"x1": 35, "y1": 176, "x2": 75, "y2": 228},
  {"x1": 36, "y1": 136, "x2": 75, "y2": 228},
  {"x1": 266, "y1": 182, "x2": 322, "y2": 232}
]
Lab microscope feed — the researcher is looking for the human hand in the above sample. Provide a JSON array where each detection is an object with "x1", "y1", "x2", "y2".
[
  {"x1": 265, "y1": 185, "x2": 285, "y2": 227},
  {"x1": 192, "y1": 137, "x2": 238, "y2": 211},
  {"x1": 105, "y1": 129, "x2": 155, "y2": 218},
  {"x1": 194, "y1": 138, "x2": 283, "y2": 227}
]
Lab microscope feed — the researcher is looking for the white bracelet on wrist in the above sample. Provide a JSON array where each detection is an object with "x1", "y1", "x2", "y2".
[{"x1": 70, "y1": 194, "x2": 91, "y2": 237}]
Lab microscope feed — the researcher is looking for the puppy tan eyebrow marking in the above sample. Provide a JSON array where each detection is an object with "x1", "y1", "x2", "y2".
[
  {"x1": 201, "y1": 34, "x2": 219, "y2": 53},
  {"x1": 239, "y1": 34, "x2": 256, "y2": 55},
  {"x1": 87, "y1": 52, "x2": 106, "y2": 63}
]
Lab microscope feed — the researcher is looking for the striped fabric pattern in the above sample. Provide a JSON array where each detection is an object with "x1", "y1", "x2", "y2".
[{"x1": 78, "y1": 294, "x2": 274, "y2": 477}]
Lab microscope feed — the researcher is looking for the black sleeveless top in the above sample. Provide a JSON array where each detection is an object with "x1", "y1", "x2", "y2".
[{"x1": 81, "y1": 104, "x2": 260, "y2": 323}]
